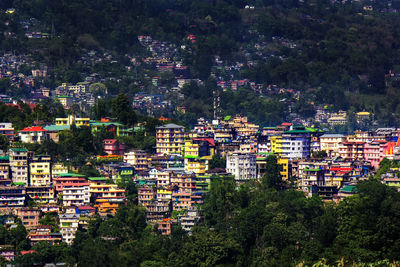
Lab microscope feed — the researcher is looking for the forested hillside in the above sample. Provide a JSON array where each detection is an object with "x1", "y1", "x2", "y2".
[{"x1": 2, "y1": 0, "x2": 400, "y2": 125}]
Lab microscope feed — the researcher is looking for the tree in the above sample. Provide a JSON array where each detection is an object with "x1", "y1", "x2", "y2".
[
  {"x1": 208, "y1": 154, "x2": 226, "y2": 169},
  {"x1": 261, "y1": 155, "x2": 283, "y2": 190}
]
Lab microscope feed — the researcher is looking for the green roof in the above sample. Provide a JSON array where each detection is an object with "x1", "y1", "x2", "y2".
[
  {"x1": 0, "y1": 156, "x2": 9, "y2": 160},
  {"x1": 11, "y1": 148, "x2": 28, "y2": 152},
  {"x1": 184, "y1": 155, "x2": 199, "y2": 159},
  {"x1": 305, "y1": 127, "x2": 321, "y2": 133},
  {"x1": 12, "y1": 182, "x2": 26, "y2": 186},
  {"x1": 57, "y1": 95, "x2": 71, "y2": 98},
  {"x1": 305, "y1": 168, "x2": 321, "y2": 172},
  {"x1": 284, "y1": 129, "x2": 311, "y2": 134},
  {"x1": 224, "y1": 116, "x2": 231, "y2": 121},
  {"x1": 44, "y1": 125, "x2": 71, "y2": 131},
  {"x1": 340, "y1": 185, "x2": 358, "y2": 193},
  {"x1": 90, "y1": 122, "x2": 123, "y2": 127},
  {"x1": 56, "y1": 173, "x2": 86, "y2": 177},
  {"x1": 88, "y1": 177, "x2": 108, "y2": 181}
]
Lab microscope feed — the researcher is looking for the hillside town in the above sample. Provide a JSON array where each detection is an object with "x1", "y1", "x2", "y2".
[{"x1": 0, "y1": 110, "x2": 398, "y2": 261}]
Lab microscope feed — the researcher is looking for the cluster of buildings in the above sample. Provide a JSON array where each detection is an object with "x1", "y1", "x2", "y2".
[
  {"x1": 132, "y1": 116, "x2": 400, "y2": 229},
  {"x1": 0, "y1": 147, "x2": 127, "y2": 256}
]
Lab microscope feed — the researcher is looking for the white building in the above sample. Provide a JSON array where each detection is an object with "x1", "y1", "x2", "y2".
[
  {"x1": 62, "y1": 183, "x2": 90, "y2": 207},
  {"x1": 59, "y1": 213, "x2": 79, "y2": 244},
  {"x1": 123, "y1": 150, "x2": 148, "y2": 171},
  {"x1": 18, "y1": 126, "x2": 48, "y2": 144},
  {"x1": 320, "y1": 134, "x2": 346, "y2": 157},
  {"x1": 281, "y1": 127, "x2": 311, "y2": 159},
  {"x1": 226, "y1": 152, "x2": 256, "y2": 181},
  {"x1": 9, "y1": 148, "x2": 29, "y2": 185}
]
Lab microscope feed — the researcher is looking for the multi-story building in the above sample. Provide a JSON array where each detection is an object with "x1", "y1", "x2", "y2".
[
  {"x1": 0, "y1": 123, "x2": 14, "y2": 140},
  {"x1": 59, "y1": 213, "x2": 79, "y2": 244},
  {"x1": 53, "y1": 173, "x2": 87, "y2": 194},
  {"x1": 9, "y1": 148, "x2": 29, "y2": 185},
  {"x1": 29, "y1": 155, "x2": 51, "y2": 186},
  {"x1": 156, "y1": 123, "x2": 185, "y2": 155},
  {"x1": 25, "y1": 186, "x2": 55, "y2": 203},
  {"x1": 320, "y1": 134, "x2": 346, "y2": 156},
  {"x1": 123, "y1": 150, "x2": 149, "y2": 171},
  {"x1": 145, "y1": 200, "x2": 171, "y2": 223},
  {"x1": 270, "y1": 135, "x2": 282, "y2": 156},
  {"x1": 51, "y1": 163, "x2": 69, "y2": 176},
  {"x1": 62, "y1": 182, "x2": 90, "y2": 207},
  {"x1": 89, "y1": 183, "x2": 126, "y2": 212},
  {"x1": 90, "y1": 121, "x2": 132, "y2": 137},
  {"x1": 138, "y1": 187, "x2": 156, "y2": 207},
  {"x1": 55, "y1": 115, "x2": 90, "y2": 127},
  {"x1": 281, "y1": 127, "x2": 311, "y2": 159},
  {"x1": 18, "y1": 126, "x2": 48, "y2": 144},
  {"x1": 0, "y1": 155, "x2": 10, "y2": 180},
  {"x1": 0, "y1": 186, "x2": 26, "y2": 207},
  {"x1": 27, "y1": 225, "x2": 62, "y2": 246},
  {"x1": 226, "y1": 152, "x2": 256, "y2": 182},
  {"x1": 14, "y1": 207, "x2": 41, "y2": 229},
  {"x1": 103, "y1": 139, "x2": 125, "y2": 155}
]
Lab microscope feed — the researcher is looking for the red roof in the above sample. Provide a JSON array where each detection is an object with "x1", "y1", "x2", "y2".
[
  {"x1": 281, "y1": 123, "x2": 292, "y2": 126},
  {"x1": 193, "y1": 138, "x2": 215, "y2": 147},
  {"x1": 20, "y1": 126, "x2": 47, "y2": 132},
  {"x1": 21, "y1": 250, "x2": 37, "y2": 255},
  {"x1": 330, "y1": 167, "x2": 353, "y2": 171},
  {"x1": 78, "y1": 206, "x2": 95, "y2": 211},
  {"x1": 5, "y1": 103, "x2": 36, "y2": 110}
]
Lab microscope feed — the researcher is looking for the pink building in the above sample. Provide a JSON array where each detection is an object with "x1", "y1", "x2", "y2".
[
  {"x1": 363, "y1": 141, "x2": 387, "y2": 169},
  {"x1": 103, "y1": 139, "x2": 125, "y2": 155},
  {"x1": 53, "y1": 173, "x2": 87, "y2": 194}
]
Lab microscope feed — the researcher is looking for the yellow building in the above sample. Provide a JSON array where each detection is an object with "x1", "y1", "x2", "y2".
[
  {"x1": 270, "y1": 135, "x2": 282, "y2": 156},
  {"x1": 356, "y1": 111, "x2": 372, "y2": 123},
  {"x1": 277, "y1": 158, "x2": 289, "y2": 180},
  {"x1": 156, "y1": 124, "x2": 185, "y2": 155},
  {"x1": 29, "y1": 156, "x2": 51, "y2": 186},
  {"x1": 90, "y1": 182, "x2": 126, "y2": 215},
  {"x1": 56, "y1": 115, "x2": 90, "y2": 127},
  {"x1": 56, "y1": 95, "x2": 73, "y2": 109},
  {"x1": 184, "y1": 155, "x2": 211, "y2": 174}
]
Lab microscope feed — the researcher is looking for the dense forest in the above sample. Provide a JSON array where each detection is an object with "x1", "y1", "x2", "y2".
[
  {"x1": 4, "y1": 157, "x2": 400, "y2": 266},
  {"x1": 2, "y1": 0, "x2": 400, "y2": 126}
]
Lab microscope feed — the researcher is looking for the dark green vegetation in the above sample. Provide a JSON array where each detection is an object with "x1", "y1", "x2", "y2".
[
  {"x1": 1, "y1": 1, "x2": 400, "y2": 127},
  {"x1": 0, "y1": 95, "x2": 160, "y2": 163},
  {"x1": 8, "y1": 156, "x2": 400, "y2": 266}
]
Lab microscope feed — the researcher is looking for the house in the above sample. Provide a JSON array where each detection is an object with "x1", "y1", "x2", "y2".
[
  {"x1": 0, "y1": 123, "x2": 14, "y2": 140},
  {"x1": 103, "y1": 139, "x2": 125, "y2": 155},
  {"x1": 226, "y1": 152, "x2": 257, "y2": 182},
  {"x1": 90, "y1": 122, "x2": 132, "y2": 137},
  {"x1": 62, "y1": 182, "x2": 90, "y2": 207},
  {"x1": 29, "y1": 155, "x2": 51, "y2": 186},
  {"x1": 27, "y1": 225, "x2": 62, "y2": 246},
  {"x1": 320, "y1": 134, "x2": 346, "y2": 157},
  {"x1": 156, "y1": 124, "x2": 185, "y2": 155},
  {"x1": 9, "y1": 148, "x2": 29, "y2": 185},
  {"x1": 18, "y1": 126, "x2": 48, "y2": 144},
  {"x1": 14, "y1": 207, "x2": 41, "y2": 229},
  {"x1": 0, "y1": 186, "x2": 25, "y2": 207},
  {"x1": 55, "y1": 115, "x2": 90, "y2": 127},
  {"x1": 25, "y1": 185, "x2": 55, "y2": 204},
  {"x1": 43, "y1": 125, "x2": 70, "y2": 143},
  {"x1": 56, "y1": 95, "x2": 73, "y2": 109},
  {"x1": 59, "y1": 213, "x2": 79, "y2": 245},
  {"x1": 124, "y1": 150, "x2": 149, "y2": 171},
  {"x1": 281, "y1": 126, "x2": 311, "y2": 159},
  {"x1": 53, "y1": 173, "x2": 87, "y2": 194}
]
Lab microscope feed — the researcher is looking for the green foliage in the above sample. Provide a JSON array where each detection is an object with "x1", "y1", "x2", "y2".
[
  {"x1": 261, "y1": 155, "x2": 283, "y2": 190},
  {"x1": 208, "y1": 154, "x2": 226, "y2": 170}
]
